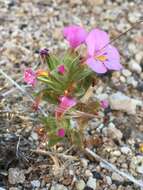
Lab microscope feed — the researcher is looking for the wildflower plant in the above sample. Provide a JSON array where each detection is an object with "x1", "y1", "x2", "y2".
[{"x1": 24, "y1": 25, "x2": 122, "y2": 147}]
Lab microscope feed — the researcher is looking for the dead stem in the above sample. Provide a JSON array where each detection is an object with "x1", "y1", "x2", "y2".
[
  {"x1": 0, "y1": 69, "x2": 47, "y2": 117},
  {"x1": 31, "y1": 149, "x2": 78, "y2": 160}
]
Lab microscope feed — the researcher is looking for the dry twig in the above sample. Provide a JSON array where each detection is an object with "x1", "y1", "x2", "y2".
[
  {"x1": 31, "y1": 149, "x2": 78, "y2": 160},
  {"x1": 0, "y1": 69, "x2": 47, "y2": 117}
]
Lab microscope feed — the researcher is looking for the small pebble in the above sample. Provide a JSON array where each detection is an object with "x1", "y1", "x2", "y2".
[
  {"x1": 106, "y1": 176, "x2": 112, "y2": 185},
  {"x1": 122, "y1": 69, "x2": 131, "y2": 77},
  {"x1": 31, "y1": 180, "x2": 41, "y2": 188},
  {"x1": 120, "y1": 147, "x2": 131, "y2": 154},
  {"x1": 105, "y1": 122, "x2": 123, "y2": 141},
  {"x1": 85, "y1": 170, "x2": 93, "y2": 177},
  {"x1": 112, "y1": 172, "x2": 124, "y2": 182},
  {"x1": 111, "y1": 150, "x2": 121, "y2": 157},
  {"x1": 8, "y1": 168, "x2": 25, "y2": 185},
  {"x1": 86, "y1": 177, "x2": 96, "y2": 190},
  {"x1": 137, "y1": 166, "x2": 143, "y2": 174},
  {"x1": 128, "y1": 60, "x2": 142, "y2": 74},
  {"x1": 50, "y1": 184, "x2": 68, "y2": 190},
  {"x1": 81, "y1": 158, "x2": 89, "y2": 168},
  {"x1": 31, "y1": 131, "x2": 39, "y2": 141},
  {"x1": 75, "y1": 180, "x2": 86, "y2": 190}
]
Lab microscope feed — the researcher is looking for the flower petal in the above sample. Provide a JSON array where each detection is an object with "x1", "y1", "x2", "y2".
[
  {"x1": 100, "y1": 99, "x2": 109, "y2": 109},
  {"x1": 24, "y1": 68, "x2": 36, "y2": 86},
  {"x1": 85, "y1": 28, "x2": 110, "y2": 56},
  {"x1": 57, "y1": 128, "x2": 65, "y2": 137},
  {"x1": 55, "y1": 96, "x2": 76, "y2": 118},
  {"x1": 57, "y1": 64, "x2": 66, "y2": 75},
  {"x1": 86, "y1": 57, "x2": 107, "y2": 73},
  {"x1": 63, "y1": 25, "x2": 87, "y2": 48},
  {"x1": 104, "y1": 45, "x2": 122, "y2": 71},
  {"x1": 59, "y1": 96, "x2": 76, "y2": 110}
]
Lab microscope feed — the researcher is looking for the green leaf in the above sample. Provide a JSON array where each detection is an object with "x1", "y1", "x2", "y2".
[
  {"x1": 37, "y1": 76, "x2": 53, "y2": 84},
  {"x1": 48, "y1": 133, "x2": 63, "y2": 147},
  {"x1": 46, "y1": 55, "x2": 60, "y2": 70},
  {"x1": 41, "y1": 116, "x2": 57, "y2": 131}
]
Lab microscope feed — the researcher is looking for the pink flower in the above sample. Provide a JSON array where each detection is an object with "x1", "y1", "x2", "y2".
[
  {"x1": 57, "y1": 65, "x2": 66, "y2": 75},
  {"x1": 100, "y1": 99, "x2": 109, "y2": 109},
  {"x1": 57, "y1": 128, "x2": 65, "y2": 137},
  {"x1": 24, "y1": 68, "x2": 37, "y2": 86},
  {"x1": 55, "y1": 96, "x2": 76, "y2": 118},
  {"x1": 85, "y1": 29, "x2": 122, "y2": 73},
  {"x1": 63, "y1": 25, "x2": 87, "y2": 48}
]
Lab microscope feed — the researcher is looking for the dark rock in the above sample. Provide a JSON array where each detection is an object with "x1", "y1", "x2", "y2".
[
  {"x1": 122, "y1": 181, "x2": 134, "y2": 186},
  {"x1": 8, "y1": 0, "x2": 16, "y2": 8},
  {"x1": 134, "y1": 143, "x2": 139, "y2": 149},
  {"x1": 92, "y1": 171, "x2": 103, "y2": 180},
  {"x1": 19, "y1": 24, "x2": 27, "y2": 30},
  {"x1": 112, "y1": 180, "x2": 122, "y2": 186},
  {"x1": 84, "y1": 187, "x2": 93, "y2": 190},
  {"x1": 122, "y1": 127, "x2": 132, "y2": 141},
  {"x1": 137, "y1": 82, "x2": 143, "y2": 92}
]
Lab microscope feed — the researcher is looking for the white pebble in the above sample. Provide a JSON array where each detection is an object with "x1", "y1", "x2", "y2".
[
  {"x1": 106, "y1": 176, "x2": 112, "y2": 185},
  {"x1": 87, "y1": 177, "x2": 97, "y2": 189},
  {"x1": 109, "y1": 92, "x2": 142, "y2": 114},
  {"x1": 120, "y1": 76, "x2": 126, "y2": 83},
  {"x1": 122, "y1": 69, "x2": 131, "y2": 77},
  {"x1": 137, "y1": 166, "x2": 143, "y2": 174},
  {"x1": 112, "y1": 172, "x2": 124, "y2": 182},
  {"x1": 75, "y1": 180, "x2": 86, "y2": 190},
  {"x1": 128, "y1": 60, "x2": 142, "y2": 74},
  {"x1": 31, "y1": 131, "x2": 38, "y2": 141},
  {"x1": 85, "y1": 170, "x2": 93, "y2": 177},
  {"x1": 121, "y1": 146, "x2": 131, "y2": 154},
  {"x1": 111, "y1": 150, "x2": 121, "y2": 157},
  {"x1": 31, "y1": 180, "x2": 40, "y2": 188}
]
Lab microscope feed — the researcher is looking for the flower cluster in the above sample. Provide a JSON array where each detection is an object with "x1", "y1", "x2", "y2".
[{"x1": 24, "y1": 25, "x2": 122, "y2": 147}]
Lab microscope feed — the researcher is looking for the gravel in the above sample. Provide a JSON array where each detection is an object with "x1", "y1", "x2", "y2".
[
  {"x1": 0, "y1": 0, "x2": 143, "y2": 190},
  {"x1": 8, "y1": 168, "x2": 25, "y2": 185}
]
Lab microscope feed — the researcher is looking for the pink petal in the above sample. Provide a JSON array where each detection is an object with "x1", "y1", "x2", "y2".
[
  {"x1": 57, "y1": 128, "x2": 65, "y2": 137},
  {"x1": 86, "y1": 57, "x2": 107, "y2": 73},
  {"x1": 55, "y1": 96, "x2": 76, "y2": 118},
  {"x1": 85, "y1": 28, "x2": 110, "y2": 56},
  {"x1": 57, "y1": 64, "x2": 65, "y2": 75},
  {"x1": 24, "y1": 68, "x2": 36, "y2": 86},
  {"x1": 59, "y1": 96, "x2": 76, "y2": 110},
  {"x1": 100, "y1": 99, "x2": 109, "y2": 109},
  {"x1": 104, "y1": 45, "x2": 122, "y2": 71},
  {"x1": 63, "y1": 25, "x2": 87, "y2": 48}
]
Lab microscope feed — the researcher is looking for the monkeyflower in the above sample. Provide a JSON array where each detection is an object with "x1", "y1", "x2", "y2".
[
  {"x1": 55, "y1": 96, "x2": 77, "y2": 118},
  {"x1": 85, "y1": 29, "x2": 122, "y2": 73},
  {"x1": 63, "y1": 25, "x2": 87, "y2": 48},
  {"x1": 57, "y1": 64, "x2": 66, "y2": 75},
  {"x1": 57, "y1": 128, "x2": 65, "y2": 137},
  {"x1": 100, "y1": 99, "x2": 109, "y2": 109},
  {"x1": 24, "y1": 68, "x2": 48, "y2": 86},
  {"x1": 24, "y1": 68, "x2": 37, "y2": 86}
]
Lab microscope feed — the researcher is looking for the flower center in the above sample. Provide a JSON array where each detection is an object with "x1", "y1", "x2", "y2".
[
  {"x1": 36, "y1": 70, "x2": 49, "y2": 77},
  {"x1": 96, "y1": 55, "x2": 107, "y2": 62}
]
